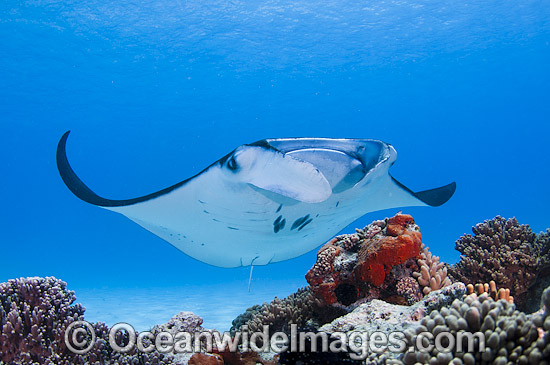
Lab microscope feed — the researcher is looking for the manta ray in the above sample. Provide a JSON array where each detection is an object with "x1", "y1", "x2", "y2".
[{"x1": 56, "y1": 131, "x2": 455, "y2": 268}]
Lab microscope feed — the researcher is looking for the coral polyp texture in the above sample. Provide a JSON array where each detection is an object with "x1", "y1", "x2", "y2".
[
  {"x1": 466, "y1": 280, "x2": 514, "y2": 304},
  {"x1": 4, "y1": 215, "x2": 550, "y2": 364},
  {"x1": 449, "y1": 216, "x2": 544, "y2": 310},
  {"x1": 402, "y1": 289, "x2": 550, "y2": 365},
  {"x1": 305, "y1": 213, "x2": 422, "y2": 307},
  {"x1": 230, "y1": 287, "x2": 320, "y2": 336},
  {"x1": 413, "y1": 243, "x2": 452, "y2": 295},
  {"x1": 0, "y1": 276, "x2": 175, "y2": 364}
]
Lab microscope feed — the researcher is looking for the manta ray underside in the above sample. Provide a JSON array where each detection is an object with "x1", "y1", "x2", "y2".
[{"x1": 57, "y1": 132, "x2": 456, "y2": 268}]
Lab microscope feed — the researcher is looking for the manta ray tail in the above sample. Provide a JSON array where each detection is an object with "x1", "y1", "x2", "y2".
[{"x1": 248, "y1": 265, "x2": 254, "y2": 292}]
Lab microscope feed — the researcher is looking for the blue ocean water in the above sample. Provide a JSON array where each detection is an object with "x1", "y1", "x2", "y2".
[{"x1": 1, "y1": 0, "x2": 549, "y2": 331}]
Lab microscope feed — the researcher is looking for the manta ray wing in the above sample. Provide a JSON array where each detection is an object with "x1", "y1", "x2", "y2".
[{"x1": 56, "y1": 132, "x2": 456, "y2": 267}]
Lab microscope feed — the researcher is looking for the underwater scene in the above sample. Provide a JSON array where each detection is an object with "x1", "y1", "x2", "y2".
[{"x1": 1, "y1": 0, "x2": 549, "y2": 364}]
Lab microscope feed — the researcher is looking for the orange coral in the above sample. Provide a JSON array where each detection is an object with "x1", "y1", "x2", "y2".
[
  {"x1": 354, "y1": 214, "x2": 422, "y2": 286},
  {"x1": 466, "y1": 280, "x2": 514, "y2": 304}
]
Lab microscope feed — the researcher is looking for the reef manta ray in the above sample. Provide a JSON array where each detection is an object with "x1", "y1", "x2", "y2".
[{"x1": 57, "y1": 131, "x2": 456, "y2": 268}]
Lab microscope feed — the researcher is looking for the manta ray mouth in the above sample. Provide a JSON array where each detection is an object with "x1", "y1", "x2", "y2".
[{"x1": 262, "y1": 138, "x2": 391, "y2": 193}]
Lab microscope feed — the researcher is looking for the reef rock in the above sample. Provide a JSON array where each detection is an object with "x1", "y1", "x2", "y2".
[
  {"x1": 319, "y1": 283, "x2": 466, "y2": 361},
  {"x1": 305, "y1": 213, "x2": 422, "y2": 308}
]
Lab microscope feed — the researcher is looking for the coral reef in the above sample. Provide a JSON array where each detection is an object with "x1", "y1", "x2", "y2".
[
  {"x1": 535, "y1": 229, "x2": 550, "y2": 269},
  {"x1": 5, "y1": 215, "x2": 550, "y2": 364},
  {"x1": 449, "y1": 216, "x2": 540, "y2": 309},
  {"x1": 305, "y1": 213, "x2": 422, "y2": 308},
  {"x1": 396, "y1": 277, "x2": 423, "y2": 305},
  {"x1": 466, "y1": 280, "x2": 514, "y2": 304},
  {"x1": 319, "y1": 283, "x2": 467, "y2": 362},
  {"x1": 230, "y1": 287, "x2": 320, "y2": 336},
  {"x1": 413, "y1": 243, "x2": 452, "y2": 295},
  {"x1": 0, "y1": 276, "x2": 175, "y2": 364},
  {"x1": 0, "y1": 276, "x2": 84, "y2": 363},
  {"x1": 151, "y1": 311, "x2": 214, "y2": 364},
  {"x1": 523, "y1": 229, "x2": 550, "y2": 313},
  {"x1": 402, "y1": 288, "x2": 550, "y2": 364}
]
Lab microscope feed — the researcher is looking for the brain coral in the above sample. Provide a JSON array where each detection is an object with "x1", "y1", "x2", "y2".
[{"x1": 449, "y1": 216, "x2": 540, "y2": 309}]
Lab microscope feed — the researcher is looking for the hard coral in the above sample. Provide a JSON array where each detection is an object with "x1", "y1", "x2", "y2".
[
  {"x1": 402, "y1": 289, "x2": 550, "y2": 364},
  {"x1": 396, "y1": 277, "x2": 422, "y2": 305},
  {"x1": 305, "y1": 213, "x2": 422, "y2": 308},
  {"x1": 536, "y1": 229, "x2": 550, "y2": 269},
  {"x1": 0, "y1": 276, "x2": 85, "y2": 363},
  {"x1": 413, "y1": 243, "x2": 452, "y2": 295},
  {"x1": 319, "y1": 283, "x2": 467, "y2": 363},
  {"x1": 0, "y1": 276, "x2": 175, "y2": 365},
  {"x1": 466, "y1": 280, "x2": 514, "y2": 304},
  {"x1": 231, "y1": 287, "x2": 319, "y2": 336},
  {"x1": 449, "y1": 216, "x2": 540, "y2": 309}
]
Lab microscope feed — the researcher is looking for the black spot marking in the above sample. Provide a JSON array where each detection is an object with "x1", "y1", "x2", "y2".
[
  {"x1": 291, "y1": 214, "x2": 310, "y2": 230},
  {"x1": 203, "y1": 210, "x2": 209, "y2": 214},
  {"x1": 273, "y1": 217, "x2": 286, "y2": 233},
  {"x1": 336, "y1": 201, "x2": 340, "y2": 207},
  {"x1": 276, "y1": 204, "x2": 283, "y2": 213},
  {"x1": 297, "y1": 218, "x2": 313, "y2": 231},
  {"x1": 201, "y1": 243, "x2": 205, "y2": 246},
  {"x1": 227, "y1": 226, "x2": 239, "y2": 230}
]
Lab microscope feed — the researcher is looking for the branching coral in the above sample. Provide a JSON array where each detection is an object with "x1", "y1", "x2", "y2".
[
  {"x1": 466, "y1": 280, "x2": 514, "y2": 304},
  {"x1": 231, "y1": 287, "x2": 320, "y2": 336},
  {"x1": 412, "y1": 243, "x2": 452, "y2": 295},
  {"x1": 0, "y1": 276, "x2": 175, "y2": 364},
  {"x1": 449, "y1": 216, "x2": 540, "y2": 308},
  {"x1": 535, "y1": 229, "x2": 550, "y2": 270}
]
